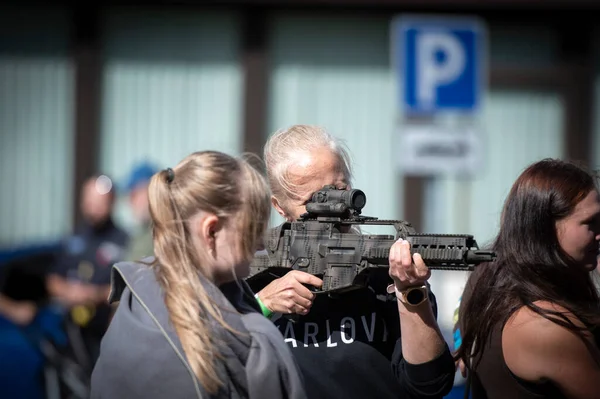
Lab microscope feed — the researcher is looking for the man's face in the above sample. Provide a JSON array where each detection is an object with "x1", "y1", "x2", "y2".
[
  {"x1": 81, "y1": 178, "x2": 113, "y2": 226},
  {"x1": 275, "y1": 147, "x2": 349, "y2": 221}
]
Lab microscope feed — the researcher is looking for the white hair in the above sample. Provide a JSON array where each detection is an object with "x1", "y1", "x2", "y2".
[{"x1": 264, "y1": 125, "x2": 353, "y2": 208}]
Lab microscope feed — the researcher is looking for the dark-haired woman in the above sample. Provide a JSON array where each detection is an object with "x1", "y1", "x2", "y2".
[{"x1": 456, "y1": 158, "x2": 600, "y2": 399}]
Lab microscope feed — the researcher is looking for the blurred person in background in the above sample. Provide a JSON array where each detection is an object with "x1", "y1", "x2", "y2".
[
  {"x1": 251, "y1": 125, "x2": 455, "y2": 399},
  {"x1": 0, "y1": 294, "x2": 37, "y2": 326},
  {"x1": 91, "y1": 151, "x2": 307, "y2": 399},
  {"x1": 455, "y1": 158, "x2": 600, "y2": 398},
  {"x1": 0, "y1": 245, "x2": 64, "y2": 399},
  {"x1": 0, "y1": 245, "x2": 61, "y2": 327},
  {"x1": 46, "y1": 174, "x2": 129, "y2": 366},
  {"x1": 122, "y1": 161, "x2": 158, "y2": 261}
]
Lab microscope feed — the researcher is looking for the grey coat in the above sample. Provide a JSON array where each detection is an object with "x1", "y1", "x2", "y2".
[{"x1": 90, "y1": 260, "x2": 307, "y2": 399}]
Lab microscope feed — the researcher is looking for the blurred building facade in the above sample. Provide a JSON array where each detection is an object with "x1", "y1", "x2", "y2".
[{"x1": 2, "y1": 0, "x2": 600, "y2": 342}]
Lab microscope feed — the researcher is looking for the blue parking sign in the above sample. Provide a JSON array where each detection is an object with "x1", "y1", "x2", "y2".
[{"x1": 393, "y1": 15, "x2": 488, "y2": 115}]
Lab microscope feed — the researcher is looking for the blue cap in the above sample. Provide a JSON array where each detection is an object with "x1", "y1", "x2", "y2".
[{"x1": 124, "y1": 162, "x2": 159, "y2": 192}]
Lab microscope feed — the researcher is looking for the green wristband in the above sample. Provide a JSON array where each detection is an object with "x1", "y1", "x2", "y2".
[{"x1": 254, "y1": 294, "x2": 273, "y2": 319}]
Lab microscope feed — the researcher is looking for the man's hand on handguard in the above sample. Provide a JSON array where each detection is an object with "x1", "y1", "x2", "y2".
[
  {"x1": 256, "y1": 271, "x2": 323, "y2": 315},
  {"x1": 456, "y1": 358, "x2": 467, "y2": 378},
  {"x1": 388, "y1": 238, "x2": 431, "y2": 291},
  {"x1": 388, "y1": 238, "x2": 449, "y2": 366}
]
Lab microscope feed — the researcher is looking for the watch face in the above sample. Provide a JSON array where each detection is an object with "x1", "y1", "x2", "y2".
[{"x1": 406, "y1": 288, "x2": 425, "y2": 305}]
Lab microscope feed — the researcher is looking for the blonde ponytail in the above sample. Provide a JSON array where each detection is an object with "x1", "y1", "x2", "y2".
[{"x1": 147, "y1": 151, "x2": 270, "y2": 394}]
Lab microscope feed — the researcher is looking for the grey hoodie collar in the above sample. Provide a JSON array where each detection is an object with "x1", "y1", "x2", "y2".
[{"x1": 108, "y1": 259, "x2": 255, "y2": 398}]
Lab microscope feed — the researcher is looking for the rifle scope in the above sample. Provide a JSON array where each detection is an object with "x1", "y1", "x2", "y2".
[{"x1": 309, "y1": 185, "x2": 366, "y2": 212}]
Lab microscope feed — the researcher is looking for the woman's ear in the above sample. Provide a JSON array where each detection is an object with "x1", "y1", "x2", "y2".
[{"x1": 200, "y1": 214, "x2": 220, "y2": 253}]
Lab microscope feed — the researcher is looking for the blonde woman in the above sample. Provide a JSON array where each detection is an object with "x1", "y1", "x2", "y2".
[
  {"x1": 252, "y1": 125, "x2": 455, "y2": 399},
  {"x1": 90, "y1": 151, "x2": 307, "y2": 399}
]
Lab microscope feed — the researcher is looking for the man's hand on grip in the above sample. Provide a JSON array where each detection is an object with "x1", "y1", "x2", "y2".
[{"x1": 256, "y1": 271, "x2": 323, "y2": 315}]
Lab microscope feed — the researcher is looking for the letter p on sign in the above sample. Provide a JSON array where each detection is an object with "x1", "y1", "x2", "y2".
[
  {"x1": 394, "y1": 16, "x2": 487, "y2": 115},
  {"x1": 417, "y1": 32, "x2": 466, "y2": 108}
]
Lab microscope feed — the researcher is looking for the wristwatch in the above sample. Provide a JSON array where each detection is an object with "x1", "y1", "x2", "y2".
[{"x1": 387, "y1": 284, "x2": 429, "y2": 307}]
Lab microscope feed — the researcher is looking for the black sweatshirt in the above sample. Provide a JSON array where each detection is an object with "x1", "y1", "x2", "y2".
[{"x1": 271, "y1": 273, "x2": 456, "y2": 399}]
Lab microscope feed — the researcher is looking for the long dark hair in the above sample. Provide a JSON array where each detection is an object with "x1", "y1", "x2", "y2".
[{"x1": 456, "y1": 158, "x2": 600, "y2": 368}]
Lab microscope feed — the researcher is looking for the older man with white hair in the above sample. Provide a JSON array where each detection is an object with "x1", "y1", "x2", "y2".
[{"x1": 251, "y1": 125, "x2": 455, "y2": 399}]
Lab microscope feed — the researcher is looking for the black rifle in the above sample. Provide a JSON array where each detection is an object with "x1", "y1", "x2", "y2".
[{"x1": 247, "y1": 185, "x2": 495, "y2": 295}]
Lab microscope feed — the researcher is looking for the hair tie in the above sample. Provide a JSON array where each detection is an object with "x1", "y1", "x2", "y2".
[{"x1": 165, "y1": 168, "x2": 175, "y2": 184}]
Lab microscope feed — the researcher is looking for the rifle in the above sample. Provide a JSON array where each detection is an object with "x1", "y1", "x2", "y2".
[{"x1": 247, "y1": 185, "x2": 496, "y2": 295}]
